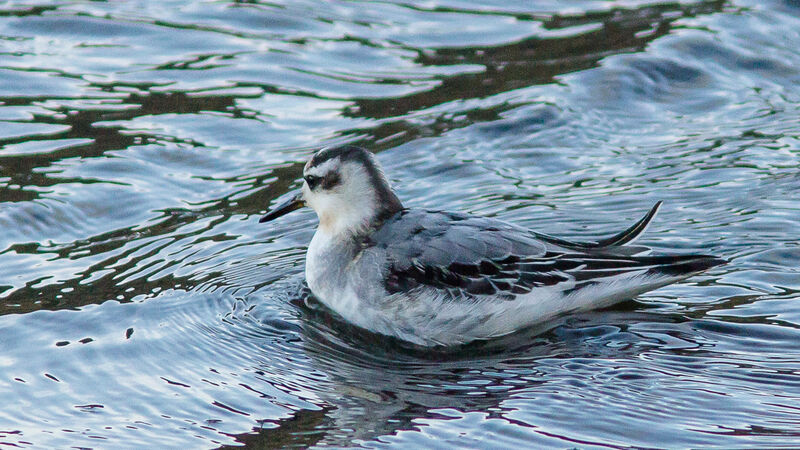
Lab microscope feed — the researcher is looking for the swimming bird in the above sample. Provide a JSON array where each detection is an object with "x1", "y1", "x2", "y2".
[{"x1": 260, "y1": 145, "x2": 725, "y2": 347}]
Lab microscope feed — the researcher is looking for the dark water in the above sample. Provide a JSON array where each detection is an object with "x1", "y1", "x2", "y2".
[{"x1": 1, "y1": 0, "x2": 799, "y2": 447}]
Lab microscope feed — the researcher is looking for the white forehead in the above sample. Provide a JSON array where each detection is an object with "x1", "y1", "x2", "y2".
[{"x1": 304, "y1": 157, "x2": 339, "y2": 177}]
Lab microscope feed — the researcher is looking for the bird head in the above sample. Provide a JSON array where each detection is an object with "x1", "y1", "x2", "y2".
[{"x1": 260, "y1": 145, "x2": 403, "y2": 236}]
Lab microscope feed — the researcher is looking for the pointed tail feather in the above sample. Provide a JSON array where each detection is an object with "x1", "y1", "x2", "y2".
[
  {"x1": 593, "y1": 201, "x2": 662, "y2": 247},
  {"x1": 536, "y1": 201, "x2": 663, "y2": 250}
]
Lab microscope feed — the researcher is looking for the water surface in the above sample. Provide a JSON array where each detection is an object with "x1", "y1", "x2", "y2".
[{"x1": 1, "y1": 0, "x2": 799, "y2": 447}]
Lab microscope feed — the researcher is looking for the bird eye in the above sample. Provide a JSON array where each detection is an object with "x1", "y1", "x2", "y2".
[{"x1": 304, "y1": 175, "x2": 320, "y2": 189}]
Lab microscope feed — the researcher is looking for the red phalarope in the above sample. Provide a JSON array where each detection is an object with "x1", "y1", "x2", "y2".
[{"x1": 260, "y1": 145, "x2": 725, "y2": 347}]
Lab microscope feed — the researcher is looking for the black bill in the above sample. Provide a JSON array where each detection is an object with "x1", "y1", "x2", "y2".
[{"x1": 259, "y1": 192, "x2": 305, "y2": 223}]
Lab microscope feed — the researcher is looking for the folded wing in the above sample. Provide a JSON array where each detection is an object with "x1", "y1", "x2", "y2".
[{"x1": 372, "y1": 204, "x2": 724, "y2": 300}]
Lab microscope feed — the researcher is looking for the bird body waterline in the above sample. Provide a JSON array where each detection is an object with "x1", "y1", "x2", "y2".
[{"x1": 260, "y1": 145, "x2": 725, "y2": 347}]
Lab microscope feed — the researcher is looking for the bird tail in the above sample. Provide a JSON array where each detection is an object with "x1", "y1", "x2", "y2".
[
  {"x1": 534, "y1": 201, "x2": 663, "y2": 250},
  {"x1": 592, "y1": 201, "x2": 662, "y2": 247},
  {"x1": 559, "y1": 253, "x2": 727, "y2": 309}
]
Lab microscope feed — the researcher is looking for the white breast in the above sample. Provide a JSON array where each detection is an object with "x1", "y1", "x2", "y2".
[
  {"x1": 305, "y1": 229, "x2": 334, "y2": 298},
  {"x1": 305, "y1": 229, "x2": 367, "y2": 325}
]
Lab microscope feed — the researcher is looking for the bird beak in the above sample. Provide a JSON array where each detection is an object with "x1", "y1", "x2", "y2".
[{"x1": 259, "y1": 192, "x2": 305, "y2": 223}]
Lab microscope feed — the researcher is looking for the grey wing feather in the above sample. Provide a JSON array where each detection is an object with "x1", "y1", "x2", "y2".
[{"x1": 376, "y1": 210, "x2": 546, "y2": 263}]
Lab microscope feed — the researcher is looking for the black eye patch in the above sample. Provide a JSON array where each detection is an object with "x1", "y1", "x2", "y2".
[
  {"x1": 304, "y1": 172, "x2": 341, "y2": 190},
  {"x1": 321, "y1": 171, "x2": 341, "y2": 190}
]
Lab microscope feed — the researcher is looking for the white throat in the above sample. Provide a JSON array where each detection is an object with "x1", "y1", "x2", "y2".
[{"x1": 311, "y1": 192, "x2": 378, "y2": 237}]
